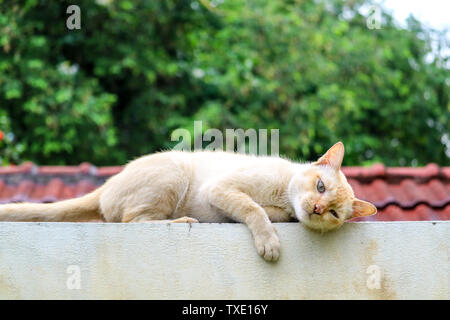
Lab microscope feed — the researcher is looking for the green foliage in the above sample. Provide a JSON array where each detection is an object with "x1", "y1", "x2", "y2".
[{"x1": 0, "y1": 0, "x2": 448, "y2": 166}]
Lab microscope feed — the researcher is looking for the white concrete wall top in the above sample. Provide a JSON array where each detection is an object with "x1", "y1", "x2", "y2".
[{"x1": 0, "y1": 221, "x2": 448, "y2": 299}]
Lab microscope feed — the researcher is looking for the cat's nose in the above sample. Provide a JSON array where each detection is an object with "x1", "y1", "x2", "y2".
[{"x1": 314, "y1": 204, "x2": 323, "y2": 215}]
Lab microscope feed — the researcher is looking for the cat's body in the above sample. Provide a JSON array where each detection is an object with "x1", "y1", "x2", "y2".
[
  {"x1": 0, "y1": 142, "x2": 376, "y2": 261},
  {"x1": 105, "y1": 150, "x2": 297, "y2": 224}
]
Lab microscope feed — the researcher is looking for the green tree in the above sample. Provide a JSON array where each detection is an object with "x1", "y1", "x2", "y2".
[{"x1": 0, "y1": 0, "x2": 448, "y2": 166}]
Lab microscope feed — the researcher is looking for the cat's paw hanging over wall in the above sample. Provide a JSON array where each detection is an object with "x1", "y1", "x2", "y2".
[{"x1": 254, "y1": 229, "x2": 280, "y2": 262}]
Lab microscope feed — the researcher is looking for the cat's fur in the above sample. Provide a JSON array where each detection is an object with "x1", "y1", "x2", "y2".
[{"x1": 0, "y1": 142, "x2": 376, "y2": 261}]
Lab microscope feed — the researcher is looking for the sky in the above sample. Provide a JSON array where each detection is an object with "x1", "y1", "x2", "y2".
[
  {"x1": 378, "y1": 0, "x2": 449, "y2": 30},
  {"x1": 374, "y1": 1, "x2": 449, "y2": 159}
]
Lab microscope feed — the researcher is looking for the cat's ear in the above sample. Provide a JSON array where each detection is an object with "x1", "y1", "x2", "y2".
[
  {"x1": 351, "y1": 199, "x2": 377, "y2": 218},
  {"x1": 314, "y1": 141, "x2": 345, "y2": 171}
]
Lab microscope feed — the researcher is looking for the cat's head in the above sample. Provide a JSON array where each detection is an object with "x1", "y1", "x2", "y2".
[{"x1": 288, "y1": 142, "x2": 377, "y2": 232}]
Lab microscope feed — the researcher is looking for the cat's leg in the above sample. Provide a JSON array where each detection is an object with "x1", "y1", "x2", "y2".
[
  {"x1": 170, "y1": 216, "x2": 199, "y2": 223},
  {"x1": 262, "y1": 206, "x2": 293, "y2": 222},
  {"x1": 206, "y1": 185, "x2": 280, "y2": 262},
  {"x1": 130, "y1": 214, "x2": 199, "y2": 223}
]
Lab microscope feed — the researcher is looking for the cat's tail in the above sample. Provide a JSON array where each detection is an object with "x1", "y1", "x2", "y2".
[{"x1": 0, "y1": 186, "x2": 104, "y2": 222}]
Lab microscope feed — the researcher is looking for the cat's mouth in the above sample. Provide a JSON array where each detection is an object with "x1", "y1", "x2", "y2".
[
  {"x1": 306, "y1": 210, "x2": 322, "y2": 220},
  {"x1": 297, "y1": 204, "x2": 329, "y2": 226},
  {"x1": 297, "y1": 204, "x2": 320, "y2": 221}
]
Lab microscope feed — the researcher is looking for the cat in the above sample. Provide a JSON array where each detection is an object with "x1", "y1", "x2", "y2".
[{"x1": 0, "y1": 142, "x2": 376, "y2": 261}]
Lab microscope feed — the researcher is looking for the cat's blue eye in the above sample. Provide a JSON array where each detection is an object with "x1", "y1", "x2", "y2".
[{"x1": 317, "y1": 179, "x2": 325, "y2": 193}]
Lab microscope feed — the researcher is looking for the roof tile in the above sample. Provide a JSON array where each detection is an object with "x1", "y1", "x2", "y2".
[
  {"x1": 42, "y1": 178, "x2": 64, "y2": 203},
  {"x1": 96, "y1": 166, "x2": 123, "y2": 176}
]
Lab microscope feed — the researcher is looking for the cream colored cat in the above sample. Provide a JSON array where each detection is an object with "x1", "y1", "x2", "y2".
[{"x1": 0, "y1": 142, "x2": 376, "y2": 261}]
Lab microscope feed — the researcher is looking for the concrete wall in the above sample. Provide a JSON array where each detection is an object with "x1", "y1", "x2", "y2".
[{"x1": 0, "y1": 221, "x2": 448, "y2": 299}]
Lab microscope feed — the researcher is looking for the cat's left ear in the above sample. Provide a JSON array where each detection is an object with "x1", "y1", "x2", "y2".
[
  {"x1": 351, "y1": 199, "x2": 377, "y2": 218},
  {"x1": 314, "y1": 141, "x2": 345, "y2": 171}
]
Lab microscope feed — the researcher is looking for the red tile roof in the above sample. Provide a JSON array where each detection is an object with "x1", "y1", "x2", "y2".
[
  {"x1": 342, "y1": 164, "x2": 450, "y2": 221},
  {"x1": 0, "y1": 162, "x2": 448, "y2": 221}
]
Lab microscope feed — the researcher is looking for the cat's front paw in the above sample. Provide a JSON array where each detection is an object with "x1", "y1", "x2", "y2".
[
  {"x1": 254, "y1": 230, "x2": 280, "y2": 262},
  {"x1": 171, "y1": 216, "x2": 199, "y2": 223}
]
